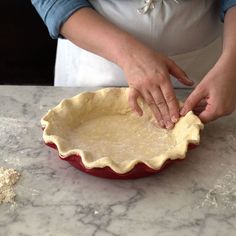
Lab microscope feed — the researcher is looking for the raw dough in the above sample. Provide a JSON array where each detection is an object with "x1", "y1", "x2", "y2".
[
  {"x1": 70, "y1": 113, "x2": 175, "y2": 162},
  {"x1": 41, "y1": 87, "x2": 203, "y2": 174},
  {"x1": 0, "y1": 167, "x2": 20, "y2": 204}
]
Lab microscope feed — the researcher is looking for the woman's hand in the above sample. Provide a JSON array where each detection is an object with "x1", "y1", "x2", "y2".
[
  {"x1": 60, "y1": 8, "x2": 193, "y2": 128},
  {"x1": 180, "y1": 55, "x2": 236, "y2": 122},
  {"x1": 181, "y1": 6, "x2": 236, "y2": 123},
  {"x1": 122, "y1": 47, "x2": 193, "y2": 129}
]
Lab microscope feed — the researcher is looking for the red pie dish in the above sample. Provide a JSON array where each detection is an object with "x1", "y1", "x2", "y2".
[{"x1": 41, "y1": 88, "x2": 203, "y2": 179}]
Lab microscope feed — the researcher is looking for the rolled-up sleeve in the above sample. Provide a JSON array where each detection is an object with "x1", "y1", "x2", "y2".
[
  {"x1": 221, "y1": 0, "x2": 236, "y2": 21},
  {"x1": 31, "y1": 0, "x2": 93, "y2": 39}
]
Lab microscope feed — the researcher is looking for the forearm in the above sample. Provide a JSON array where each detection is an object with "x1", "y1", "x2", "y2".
[
  {"x1": 60, "y1": 8, "x2": 148, "y2": 69},
  {"x1": 222, "y1": 6, "x2": 236, "y2": 61}
]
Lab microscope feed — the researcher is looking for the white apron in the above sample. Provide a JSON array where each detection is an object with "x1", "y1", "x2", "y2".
[{"x1": 54, "y1": 0, "x2": 222, "y2": 88}]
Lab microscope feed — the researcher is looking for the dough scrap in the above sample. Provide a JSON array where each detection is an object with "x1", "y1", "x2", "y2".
[{"x1": 0, "y1": 167, "x2": 20, "y2": 204}]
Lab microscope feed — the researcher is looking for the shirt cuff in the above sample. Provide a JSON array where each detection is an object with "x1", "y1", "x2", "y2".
[
  {"x1": 221, "y1": 0, "x2": 236, "y2": 21},
  {"x1": 33, "y1": 0, "x2": 93, "y2": 39}
]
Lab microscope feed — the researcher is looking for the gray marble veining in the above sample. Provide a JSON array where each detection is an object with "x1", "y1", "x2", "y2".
[{"x1": 0, "y1": 86, "x2": 236, "y2": 236}]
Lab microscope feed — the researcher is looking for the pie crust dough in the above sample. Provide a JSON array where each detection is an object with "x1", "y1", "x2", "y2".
[{"x1": 41, "y1": 88, "x2": 203, "y2": 174}]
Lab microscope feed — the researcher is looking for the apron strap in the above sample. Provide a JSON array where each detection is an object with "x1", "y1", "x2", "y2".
[{"x1": 137, "y1": 0, "x2": 180, "y2": 14}]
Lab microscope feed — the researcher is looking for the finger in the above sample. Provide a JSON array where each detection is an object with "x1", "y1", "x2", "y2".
[
  {"x1": 128, "y1": 88, "x2": 143, "y2": 116},
  {"x1": 167, "y1": 59, "x2": 194, "y2": 86},
  {"x1": 193, "y1": 104, "x2": 207, "y2": 114},
  {"x1": 199, "y1": 109, "x2": 216, "y2": 123},
  {"x1": 193, "y1": 107, "x2": 205, "y2": 116},
  {"x1": 159, "y1": 81, "x2": 180, "y2": 124},
  {"x1": 180, "y1": 87, "x2": 207, "y2": 116},
  {"x1": 198, "y1": 100, "x2": 218, "y2": 123},
  {"x1": 146, "y1": 89, "x2": 173, "y2": 129},
  {"x1": 193, "y1": 99, "x2": 207, "y2": 111},
  {"x1": 142, "y1": 90, "x2": 165, "y2": 128},
  {"x1": 195, "y1": 98, "x2": 207, "y2": 107},
  {"x1": 199, "y1": 100, "x2": 234, "y2": 123},
  {"x1": 193, "y1": 106, "x2": 206, "y2": 113}
]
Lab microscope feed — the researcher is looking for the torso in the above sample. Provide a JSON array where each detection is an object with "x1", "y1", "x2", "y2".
[{"x1": 55, "y1": 0, "x2": 222, "y2": 87}]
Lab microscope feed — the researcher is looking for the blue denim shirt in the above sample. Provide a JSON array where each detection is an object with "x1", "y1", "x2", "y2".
[{"x1": 32, "y1": 0, "x2": 236, "y2": 39}]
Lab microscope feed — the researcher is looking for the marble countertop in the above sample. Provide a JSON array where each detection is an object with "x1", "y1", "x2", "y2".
[{"x1": 0, "y1": 86, "x2": 236, "y2": 236}]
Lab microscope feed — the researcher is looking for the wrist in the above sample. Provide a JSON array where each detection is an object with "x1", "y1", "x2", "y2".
[
  {"x1": 114, "y1": 34, "x2": 152, "y2": 70},
  {"x1": 214, "y1": 54, "x2": 236, "y2": 83},
  {"x1": 221, "y1": 47, "x2": 236, "y2": 62},
  {"x1": 219, "y1": 51, "x2": 236, "y2": 68}
]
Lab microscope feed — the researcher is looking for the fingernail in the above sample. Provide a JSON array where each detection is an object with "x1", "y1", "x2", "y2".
[
  {"x1": 166, "y1": 121, "x2": 173, "y2": 129},
  {"x1": 183, "y1": 76, "x2": 191, "y2": 81},
  {"x1": 183, "y1": 76, "x2": 194, "y2": 84},
  {"x1": 171, "y1": 115, "x2": 178, "y2": 123}
]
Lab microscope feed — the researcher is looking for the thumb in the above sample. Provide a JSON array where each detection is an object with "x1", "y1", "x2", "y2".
[
  {"x1": 198, "y1": 103, "x2": 217, "y2": 123},
  {"x1": 180, "y1": 87, "x2": 207, "y2": 116},
  {"x1": 167, "y1": 59, "x2": 194, "y2": 86}
]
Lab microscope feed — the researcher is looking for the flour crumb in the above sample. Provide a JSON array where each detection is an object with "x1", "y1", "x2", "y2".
[
  {"x1": 0, "y1": 167, "x2": 20, "y2": 204},
  {"x1": 199, "y1": 170, "x2": 236, "y2": 209}
]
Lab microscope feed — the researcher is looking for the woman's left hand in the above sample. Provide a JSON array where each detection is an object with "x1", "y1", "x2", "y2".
[{"x1": 180, "y1": 54, "x2": 236, "y2": 123}]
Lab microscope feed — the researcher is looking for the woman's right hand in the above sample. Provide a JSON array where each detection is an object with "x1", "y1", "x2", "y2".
[
  {"x1": 60, "y1": 8, "x2": 192, "y2": 128},
  {"x1": 121, "y1": 46, "x2": 194, "y2": 129}
]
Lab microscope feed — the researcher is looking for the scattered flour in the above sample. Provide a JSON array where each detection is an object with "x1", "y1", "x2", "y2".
[
  {"x1": 199, "y1": 170, "x2": 236, "y2": 209},
  {"x1": 0, "y1": 167, "x2": 20, "y2": 204}
]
